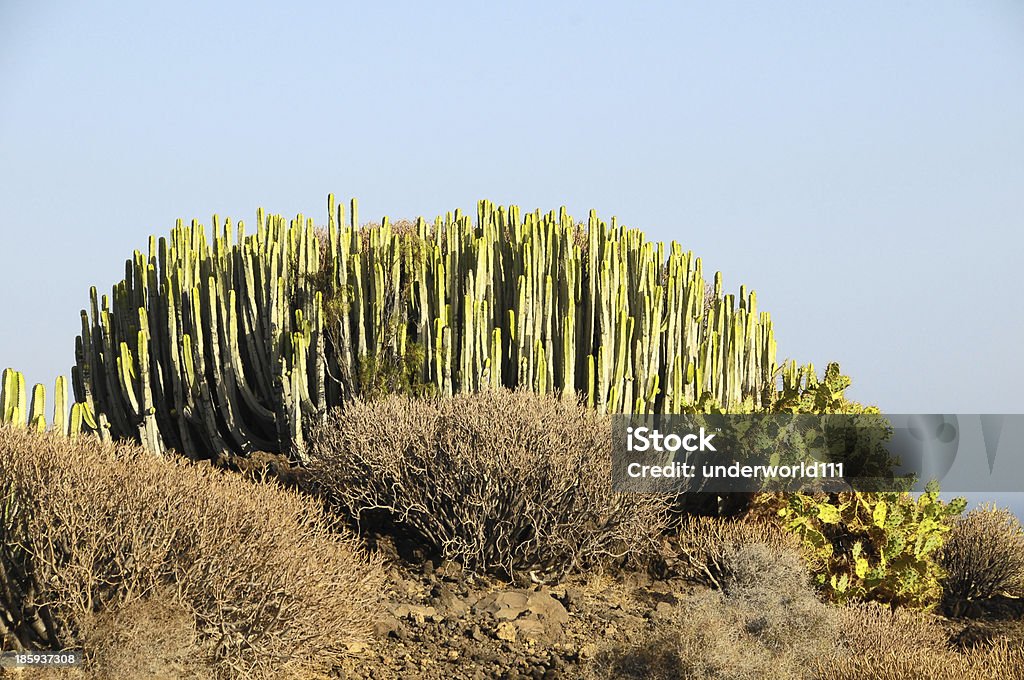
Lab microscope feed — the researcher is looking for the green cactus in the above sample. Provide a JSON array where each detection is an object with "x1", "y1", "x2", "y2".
[
  {"x1": 1, "y1": 368, "x2": 27, "y2": 427},
  {"x1": 763, "y1": 484, "x2": 966, "y2": 609},
  {"x1": 1, "y1": 368, "x2": 97, "y2": 439},
  {"x1": 71, "y1": 196, "x2": 785, "y2": 462}
]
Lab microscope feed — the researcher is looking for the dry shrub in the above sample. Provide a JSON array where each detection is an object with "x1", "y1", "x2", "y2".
[
  {"x1": 939, "y1": 504, "x2": 1024, "y2": 616},
  {"x1": 817, "y1": 603, "x2": 1024, "y2": 679},
  {"x1": 833, "y1": 602, "x2": 948, "y2": 657},
  {"x1": 816, "y1": 638, "x2": 1024, "y2": 680},
  {"x1": 71, "y1": 589, "x2": 214, "y2": 679},
  {"x1": 588, "y1": 544, "x2": 838, "y2": 680},
  {"x1": 307, "y1": 389, "x2": 671, "y2": 579},
  {"x1": 0, "y1": 426, "x2": 385, "y2": 678},
  {"x1": 670, "y1": 515, "x2": 801, "y2": 590}
]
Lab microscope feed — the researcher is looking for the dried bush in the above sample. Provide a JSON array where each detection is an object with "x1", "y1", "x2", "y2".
[
  {"x1": 939, "y1": 504, "x2": 1024, "y2": 615},
  {"x1": 816, "y1": 637, "x2": 1024, "y2": 680},
  {"x1": 832, "y1": 602, "x2": 949, "y2": 658},
  {"x1": 0, "y1": 426, "x2": 385, "y2": 678},
  {"x1": 817, "y1": 602, "x2": 1024, "y2": 679},
  {"x1": 588, "y1": 568, "x2": 1022, "y2": 680},
  {"x1": 587, "y1": 546, "x2": 838, "y2": 680},
  {"x1": 306, "y1": 389, "x2": 671, "y2": 579},
  {"x1": 669, "y1": 515, "x2": 802, "y2": 590},
  {"x1": 69, "y1": 589, "x2": 215, "y2": 679}
]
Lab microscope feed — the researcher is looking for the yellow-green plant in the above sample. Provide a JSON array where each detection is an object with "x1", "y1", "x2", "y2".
[
  {"x1": 749, "y1": 363, "x2": 965, "y2": 608},
  {"x1": 763, "y1": 484, "x2": 966, "y2": 609},
  {"x1": 71, "y1": 196, "x2": 785, "y2": 462},
  {"x1": 1, "y1": 368, "x2": 99, "y2": 440}
]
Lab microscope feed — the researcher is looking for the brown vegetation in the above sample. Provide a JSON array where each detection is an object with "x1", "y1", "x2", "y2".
[
  {"x1": 0, "y1": 426, "x2": 385, "y2": 678},
  {"x1": 666, "y1": 514, "x2": 800, "y2": 589},
  {"x1": 306, "y1": 389, "x2": 671, "y2": 580},
  {"x1": 588, "y1": 535, "x2": 839, "y2": 680},
  {"x1": 4, "y1": 398, "x2": 1022, "y2": 677},
  {"x1": 817, "y1": 637, "x2": 1024, "y2": 680},
  {"x1": 939, "y1": 504, "x2": 1024, "y2": 616}
]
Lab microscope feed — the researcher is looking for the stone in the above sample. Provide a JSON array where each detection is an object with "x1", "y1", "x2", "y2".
[
  {"x1": 475, "y1": 589, "x2": 570, "y2": 625},
  {"x1": 495, "y1": 621, "x2": 518, "y2": 642},
  {"x1": 514, "y1": 618, "x2": 547, "y2": 641},
  {"x1": 436, "y1": 559, "x2": 464, "y2": 580},
  {"x1": 562, "y1": 588, "x2": 585, "y2": 612},
  {"x1": 392, "y1": 603, "x2": 438, "y2": 625},
  {"x1": 373, "y1": 614, "x2": 401, "y2": 638}
]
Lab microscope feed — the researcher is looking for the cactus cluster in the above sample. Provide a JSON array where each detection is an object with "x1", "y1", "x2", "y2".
[
  {"x1": 1, "y1": 368, "x2": 99, "y2": 439},
  {"x1": 72, "y1": 196, "x2": 782, "y2": 461},
  {"x1": 766, "y1": 485, "x2": 967, "y2": 609}
]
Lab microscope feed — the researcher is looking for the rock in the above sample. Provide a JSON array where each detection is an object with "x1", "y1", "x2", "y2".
[
  {"x1": 476, "y1": 590, "x2": 530, "y2": 619},
  {"x1": 373, "y1": 614, "x2": 402, "y2": 638},
  {"x1": 562, "y1": 588, "x2": 585, "y2": 612},
  {"x1": 392, "y1": 603, "x2": 438, "y2": 625},
  {"x1": 475, "y1": 590, "x2": 570, "y2": 626},
  {"x1": 433, "y1": 584, "x2": 469, "y2": 618},
  {"x1": 496, "y1": 621, "x2": 518, "y2": 642},
  {"x1": 514, "y1": 618, "x2": 547, "y2": 640},
  {"x1": 437, "y1": 560, "x2": 464, "y2": 580}
]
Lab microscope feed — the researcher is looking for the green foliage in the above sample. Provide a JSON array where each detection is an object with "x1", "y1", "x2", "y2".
[
  {"x1": 772, "y1": 361, "x2": 877, "y2": 415},
  {"x1": 684, "y1": 362, "x2": 900, "y2": 518},
  {"x1": 764, "y1": 485, "x2": 966, "y2": 609},
  {"x1": 356, "y1": 341, "x2": 436, "y2": 401},
  {"x1": 749, "y1": 363, "x2": 965, "y2": 609}
]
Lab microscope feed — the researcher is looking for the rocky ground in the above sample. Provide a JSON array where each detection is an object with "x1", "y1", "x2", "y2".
[
  {"x1": 329, "y1": 535, "x2": 1024, "y2": 680},
  {"x1": 332, "y1": 536, "x2": 697, "y2": 680}
]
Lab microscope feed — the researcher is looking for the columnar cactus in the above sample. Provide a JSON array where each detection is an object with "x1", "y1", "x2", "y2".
[
  {"x1": 1, "y1": 369, "x2": 99, "y2": 439},
  {"x1": 72, "y1": 196, "x2": 797, "y2": 462}
]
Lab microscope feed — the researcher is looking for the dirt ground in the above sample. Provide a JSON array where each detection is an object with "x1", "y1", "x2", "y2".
[
  {"x1": 335, "y1": 544, "x2": 690, "y2": 680},
  {"x1": 332, "y1": 536, "x2": 1024, "y2": 680}
]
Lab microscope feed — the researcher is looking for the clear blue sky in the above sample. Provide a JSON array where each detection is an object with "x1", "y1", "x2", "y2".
[{"x1": 2, "y1": 3, "x2": 1022, "y2": 483}]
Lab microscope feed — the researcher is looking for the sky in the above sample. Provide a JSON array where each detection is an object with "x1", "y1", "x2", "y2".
[{"x1": 1, "y1": 2, "x2": 1023, "y2": 505}]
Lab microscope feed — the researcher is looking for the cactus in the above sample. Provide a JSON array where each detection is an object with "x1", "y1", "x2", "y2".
[
  {"x1": 72, "y1": 196, "x2": 786, "y2": 462},
  {"x1": 1, "y1": 368, "x2": 99, "y2": 439},
  {"x1": 763, "y1": 484, "x2": 967, "y2": 609},
  {"x1": 1, "y1": 368, "x2": 26, "y2": 427}
]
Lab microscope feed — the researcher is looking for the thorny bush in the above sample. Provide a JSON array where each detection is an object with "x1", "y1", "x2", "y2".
[{"x1": 307, "y1": 389, "x2": 671, "y2": 580}]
